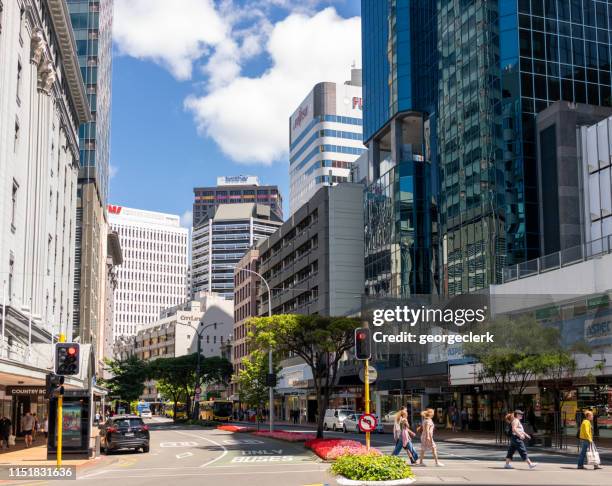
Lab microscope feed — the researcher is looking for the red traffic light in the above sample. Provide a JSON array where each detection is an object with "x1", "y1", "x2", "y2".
[
  {"x1": 357, "y1": 331, "x2": 367, "y2": 340},
  {"x1": 354, "y1": 328, "x2": 371, "y2": 360},
  {"x1": 67, "y1": 347, "x2": 77, "y2": 356}
]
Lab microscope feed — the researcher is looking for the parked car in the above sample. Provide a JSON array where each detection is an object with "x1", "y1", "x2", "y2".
[
  {"x1": 100, "y1": 415, "x2": 150, "y2": 453},
  {"x1": 343, "y1": 413, "x2": 384, "y2": 434},
  {"x1": 323, "y1": 409, "x2": 356, "y2": 431},
  {"x1": 140, "y1": 409, "x2": 152, "y2": 419}
]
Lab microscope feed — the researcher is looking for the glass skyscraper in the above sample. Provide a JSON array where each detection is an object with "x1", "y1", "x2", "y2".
[
  {"x1": 362, "y1": 0, "x2": 612, "y2": 296},
  {"x1": 68, "y1": 0, "x2": 112, "y2": 204},
  {"x1": 67, "y1": 0, "x2": 113, "y2": 342}
]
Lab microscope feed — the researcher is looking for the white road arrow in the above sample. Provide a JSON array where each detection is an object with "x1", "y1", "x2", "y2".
[{"x1": 176, "y1": 452, "x2": 194, "y2": 459}]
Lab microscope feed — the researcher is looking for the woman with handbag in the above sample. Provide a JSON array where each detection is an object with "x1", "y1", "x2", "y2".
[{"x1": 578, "y1": 410, "x2": 602, "y2": 470}]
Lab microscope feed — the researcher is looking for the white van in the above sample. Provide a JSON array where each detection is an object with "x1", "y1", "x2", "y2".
[{"x1": 323, "y1": 409, "x2": 356, "y2": 431}]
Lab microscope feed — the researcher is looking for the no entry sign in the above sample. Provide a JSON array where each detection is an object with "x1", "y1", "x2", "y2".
[{"x1": 358, "y1": 413, "x2": 378, "y2": 433}]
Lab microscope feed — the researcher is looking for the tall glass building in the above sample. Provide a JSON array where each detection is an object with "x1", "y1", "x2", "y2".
[
  {"x1": 67, "y1": 0, "x2": 112, "y2": 203},
  {"x1": 67, "y1": 0, "x2": 113, "y2": 342},
  {"x1": 362, "y1": 0, "x2": 612, "y2": 296}
]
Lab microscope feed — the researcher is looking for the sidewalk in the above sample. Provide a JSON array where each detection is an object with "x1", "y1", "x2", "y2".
[
  {"x1": 230, "y1": 419, "x2": 612, "y2": 460},
  {"x1": 0, "y1": 437, "x2": 100, "y2": 468}
]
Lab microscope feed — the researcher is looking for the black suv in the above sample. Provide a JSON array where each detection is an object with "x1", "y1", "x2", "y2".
[{"x1": 100, "y1": 415, "x2": 150, "y2": 453}]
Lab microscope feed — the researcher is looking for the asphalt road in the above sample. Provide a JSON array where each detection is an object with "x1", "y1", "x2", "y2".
[{"x1": 64, "y1": 418, "x2": 612, "y2": 486}]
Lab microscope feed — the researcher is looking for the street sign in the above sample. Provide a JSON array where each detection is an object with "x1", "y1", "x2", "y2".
[
  {"x1": 358, "y1": 365, "x2": 378, "y2": 384},
  {"x1": 195, "y1": 393, "x2": 201, "y2": 401},
  {"x1": 195, "y1": 387, "x2": 202, "y2": 394},
  {"x1": 358, "y1": 413, "x2": 378, "y2": 433}
]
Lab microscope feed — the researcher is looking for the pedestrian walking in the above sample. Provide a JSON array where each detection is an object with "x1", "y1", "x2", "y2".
[
  {"x1": 392, "y1": 408, "x2": 419, "y2": 464},
  {"x1": 450, "y1": 405, "x2": 459, "y2": 433},
  {"x1": 460, "y1": 407, "x2": 468, "y2": 431},
  {"x1": 32, "y1": 413, "x2": 39, "y2": 441},
  {"x1": 21, "y1": 412, "x2": 35, "y2": 448},
  {"x1": 418, "y1": 408, "x2": 444, "y2": 467},
  {"x1": 577, "y1": 410, "x2": 602, "y2": 470},
  {"x1": 504, "y1": 410, "x2": 537, "y2": 469},
  {"x1": 0, "y1": 415, "x2": 11, "y2": 449}
]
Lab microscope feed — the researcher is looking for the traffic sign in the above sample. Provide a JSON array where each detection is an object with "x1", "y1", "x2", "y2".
[
  {"x1": 359, "y1": 365, "x2": 378, "y2": 384},
  {"x1": 358, "y1": 413, "x2": 378, "y2": 433},
  {"x1": 195, "y1": 393, "x2": 201, "y2": 401},
  {"x1": 195, "y1": 387, "x2": 202, "y2": 394}
]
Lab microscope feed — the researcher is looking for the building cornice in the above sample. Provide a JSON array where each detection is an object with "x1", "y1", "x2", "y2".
[{"x1": 47, "y1": 0, "x2": 91, "y2": 125}]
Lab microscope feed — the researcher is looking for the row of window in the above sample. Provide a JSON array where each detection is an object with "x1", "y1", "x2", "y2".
[
  {"x1": 290, "y1": 115, "x2": 363, "y2": 150},
  {"x1": 290, "y1": 128, "x2": 363, "y2": 163}
]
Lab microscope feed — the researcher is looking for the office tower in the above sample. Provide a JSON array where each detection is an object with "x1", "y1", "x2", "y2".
[
  {"x1": 257, "y1": 184, "x2": 365, "y2": 316},
  {"x1": 193, "y1": 176, "x2": 282, "y2": 227},
  {"x1": 289, "y1": 69, "x2": 366, "y2": 214},
  {"x1": 108, "y1": 205, "x2": 188, "y2": 338},
  {"x1": 361, "y1": 0, "x2": 612, "y2": 296},
  {"x1": 68, "y1": 0, "x2": 114, "y2": 341},
  {"x1": 191, "y1": 204, "x2": 282, "y2": 299}
]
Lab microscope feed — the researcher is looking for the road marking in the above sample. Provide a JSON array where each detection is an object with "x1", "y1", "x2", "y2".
[
  {"x1": 232, "y1": 456, "x2": 295, "y2": 463},
  {"x1": 174, "y1": 430, "x2": 228, "y2": 468},
  {"x1": 176, "y1": 451, "x2": 194, "y2": 459},
  {"x1": 160, "y1": 441, "x2": 198, "y2": 447},
  {"x1": 222, "y1": 439, "x2": 264, "y2": 444}
]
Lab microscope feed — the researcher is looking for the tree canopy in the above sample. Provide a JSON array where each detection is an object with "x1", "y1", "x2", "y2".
[
  {"x1": 249, "y1": 314, "x2": 360, "y2": 438},
  {"x1": 100, "y1": 355, "x2": 150, "y2": 403}
]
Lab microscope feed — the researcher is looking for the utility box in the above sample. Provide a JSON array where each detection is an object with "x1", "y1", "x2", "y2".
[{"x1": 47, "y1": 390, "x2": 91, "y2": 460}]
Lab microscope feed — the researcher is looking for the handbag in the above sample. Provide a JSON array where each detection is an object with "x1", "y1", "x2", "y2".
[{"x1": 587, "y1": 442, "x2": 601, "y2": 466}]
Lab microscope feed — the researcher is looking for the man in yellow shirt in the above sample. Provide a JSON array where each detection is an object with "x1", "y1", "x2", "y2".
[{"x1": 577, "y1": 410, "x2": 602, "y2": 469}]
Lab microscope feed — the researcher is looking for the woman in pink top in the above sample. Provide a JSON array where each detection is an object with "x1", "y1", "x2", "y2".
[{"x1": 418, "y1": 408, "x2": 444, "y2": 467}]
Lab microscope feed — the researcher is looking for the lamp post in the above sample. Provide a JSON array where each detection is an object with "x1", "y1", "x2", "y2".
[
  {"x1": 176, "y1": 320, "x2": 218, "y2": 420},
  {"x1": 237, "y1": 267, "x2": 274, "y2": 433}
]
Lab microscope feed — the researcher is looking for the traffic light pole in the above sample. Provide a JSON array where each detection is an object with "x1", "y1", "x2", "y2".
[
  {"x1": 57, "y1": 333, "x2": 65, "y2": 467},
  {"x1": 364, "y1": 358, "x2": 370, "y2": 451}
]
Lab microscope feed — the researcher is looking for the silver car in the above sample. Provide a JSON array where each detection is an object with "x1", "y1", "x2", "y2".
[{"x1": 323, "y1": 409, "x2": 356, "y2": 431}]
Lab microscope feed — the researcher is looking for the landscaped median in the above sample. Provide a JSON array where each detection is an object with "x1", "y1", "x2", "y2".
[
  {"x1": 216, "y1": 425, "x2": 256, "y2": 432},
  {"x1": 252, "y1": 430, "x2": 316, "y2": 442},
  {"x1": 305, "y1": 438, "x2": 382, "y2": 460}
]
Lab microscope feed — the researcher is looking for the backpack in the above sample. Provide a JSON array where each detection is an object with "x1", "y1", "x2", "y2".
[{"x1": 504, "y1": 423, "x2": 513, "y2": 438}]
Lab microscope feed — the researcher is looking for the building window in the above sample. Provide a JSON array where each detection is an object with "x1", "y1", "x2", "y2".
[
  {"x1": 14, "y1": 118, "x2": 19, "y2": 152},
  {"x1": 16, "y1": 59, "x2": 22, "y2": 103},
  {"x1": 8, "y1": 254, "x2": 14, "y2": 301},
  {"x1": 11, "y1": 179, "x2": 18, "y2": 232}
]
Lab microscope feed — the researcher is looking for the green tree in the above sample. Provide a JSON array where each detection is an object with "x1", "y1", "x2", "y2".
[
  {"x1": 249, "y1": 314, "x2": 360, "y2": 438},
  {"x1": 100, "y1": 356, "x2": 150, "y2": 403},
  {"x1": 465, "y1": 315, "x2": 581, "y2": 411},
  {"x1": 150, "y1": 354, "x2": 233, "y2": 421},
  {"x1": 235, "y1": 350, "x2": 280, "y2": 420}
]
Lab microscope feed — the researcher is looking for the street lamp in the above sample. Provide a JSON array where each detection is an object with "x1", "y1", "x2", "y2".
[
  {"x1": 176, "y1": 320, "x2": 219, "y2": 420},
  {"x1": 237, "y1": 267, "x2": 274, "y2": 433}
]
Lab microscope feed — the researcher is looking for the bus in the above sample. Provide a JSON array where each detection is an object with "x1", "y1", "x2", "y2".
[
  {"x1": 163, "y1": 401, "x2": 188, "y2": 420},
  {"x1": 199, "y1": 400, "x2": 233, "y2": 422}
]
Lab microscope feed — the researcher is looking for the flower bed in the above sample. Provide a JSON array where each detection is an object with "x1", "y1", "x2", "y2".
[
  {"x1": 216, "y1": 425, "x2": 256, "y2": 433},
  {"x1": 252, "y1": 431, "x2": 316, "y2": 442},
  {"x1": 331, "y1": 455, "x2": 414, "y2": 484},
  {"x1": 304, "y1": 438, "x2": 381, "y2": 460}
]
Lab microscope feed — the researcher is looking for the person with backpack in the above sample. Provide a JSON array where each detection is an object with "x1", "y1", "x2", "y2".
[
  {"x1": 504, "y1": 410, "x2": 537, "y2": 469},
  {"x1": 577, "y1": 410, "x2": 602, "y2": 470}
]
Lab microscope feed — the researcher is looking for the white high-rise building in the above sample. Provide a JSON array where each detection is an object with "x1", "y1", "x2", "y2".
[
  {"x1": 109, "y1": 205, "x2": 188, "y2": 338},
  {"x1": 0, "y1": 0, "x2": 90, "y2": 351},
  {"x1": 289, "y1": 69, "x2": 365, "y2": 214}
]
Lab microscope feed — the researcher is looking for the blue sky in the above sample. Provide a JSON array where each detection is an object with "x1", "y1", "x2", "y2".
[{"x1": 109, "y1": 0, "x2": 361, "y2": 225}]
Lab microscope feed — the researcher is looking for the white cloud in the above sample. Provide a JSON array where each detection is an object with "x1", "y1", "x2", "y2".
[
  {"x1": 109, "y1": 164, "x2": 118, "y2": 179},
  {"x1": 113, "y1": 1, "x2": 360, "y2": 165},
  {"x1": 180, "y1": 210, "x2": 193, "y2": 229},
  {"x1": 186, "y1": 8, "x2": 361, "y2": 164},
  {"x1": 113, "y1": 0, "x2": 228, "y2": 80}
]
